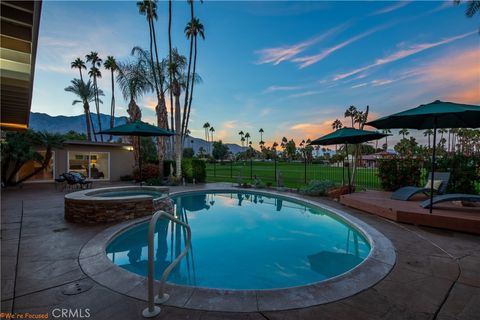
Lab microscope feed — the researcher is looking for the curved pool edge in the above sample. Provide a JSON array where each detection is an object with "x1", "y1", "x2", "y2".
[{"x1": 79, "y1": 186, "x2": 396, "y2": 312}]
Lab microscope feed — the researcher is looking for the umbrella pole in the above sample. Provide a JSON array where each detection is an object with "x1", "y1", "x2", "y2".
[
  {"x1": 429, "y1": 121, "x2": 437, "y2": 214},
  {"x1": 139, "y1": 137, "x2": 143, "y2": 185},
  {"x1": 345, "y1": 143, "x2": 351, "y2": 194}
]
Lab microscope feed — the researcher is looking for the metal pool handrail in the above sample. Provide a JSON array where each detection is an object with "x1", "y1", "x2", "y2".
[{"x1": 142, "y1": 209, "x2": 192, "y2": 318}]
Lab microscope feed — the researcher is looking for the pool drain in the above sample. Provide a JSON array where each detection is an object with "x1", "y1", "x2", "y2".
[{"x1": 62, "y1": 281, "x2": 93, "y2": 295}]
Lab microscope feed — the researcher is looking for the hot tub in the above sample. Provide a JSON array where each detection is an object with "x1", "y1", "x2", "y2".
[{"x1": 64, "y1": 186, "x2": 172, "y2": 224}]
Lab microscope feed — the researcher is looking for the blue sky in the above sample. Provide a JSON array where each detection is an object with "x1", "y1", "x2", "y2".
[{"x1": 32, "y1": 1, "x2": 480, "y2": 146}]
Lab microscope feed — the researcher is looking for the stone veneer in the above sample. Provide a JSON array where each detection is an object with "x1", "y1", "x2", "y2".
[{"x1": 65, "y1": 186, "x2": 172, "y2": 224}]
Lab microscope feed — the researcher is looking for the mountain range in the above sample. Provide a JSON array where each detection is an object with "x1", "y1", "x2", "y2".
[{"x1": 29, "y1": 112, "x2": 247, "y2": 154}]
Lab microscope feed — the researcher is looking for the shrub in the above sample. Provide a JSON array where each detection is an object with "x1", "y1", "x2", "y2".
[
  {"x1": 145, "y1": 177, "x2": 163, "y2": 186},
  {"x1": 299, "y1": 180, "x2": 336, "y2": 196},
  {"x1": 133, "y1": 163, "x2": 160, "y2": 181},
  {"x1": 253, "y1": 178, "x2": 266, "y2": 189},
  {"x1": 433, "y1": 154, "x2": 480, "y2": 194},
  {"x1": 180, "y1": 158, "x2": 206, "y2": 183},
  {"x1": 119, "y1": 175, "x2": 133, "y2": 181},
  {"x1": 377, "y1": 157, "x2": 422, "y2": 191}
]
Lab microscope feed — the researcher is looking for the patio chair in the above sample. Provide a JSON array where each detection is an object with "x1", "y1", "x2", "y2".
[
  {"x1": 60, "y1": 173, "x2": 80, "y2": 191},
  {"x1": 391, "y1": 172, "x2": 450, "y2": 201},
  {"x1": 421, "y1": 194, "x2": 480, "y2": 209},
  {"x1": 69, "y1": 171, "x2": 93, "y2": 189}
]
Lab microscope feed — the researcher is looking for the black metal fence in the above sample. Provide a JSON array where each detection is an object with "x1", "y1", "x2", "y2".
[{"x1": 205, "y1": 159, "x2": 382, "y2": 190}]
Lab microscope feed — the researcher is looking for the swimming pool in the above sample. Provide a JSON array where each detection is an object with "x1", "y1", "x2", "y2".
[{"x1": 107, "y1": 190, "x2": 371, "y2": 290}]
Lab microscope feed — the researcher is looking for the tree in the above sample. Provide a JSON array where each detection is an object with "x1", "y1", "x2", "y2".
[
  {"x1": 344, "y1": 105, "x2": 357, "y2": 127},
  {"x1": 424, "y1": 129, "x2": 434, "y2": 149},
  {"x1": 332, "y1": 119, "x2": 343, "y2": 130},
  {"x1": 71, "y1": 58, "x2": 86, "y2": 82},
  {"x1": 64, "y1": 79, "x2": 103, "y2": 141},
  {"x1": 12, "y1": 131, "x2": 64, "y2": 185},
  {"x1": 203, "y1": 122, "x2": 210, "y2": 143},
  {"x1": 86, "y1": 51, "x2": 103, "y2": 141},
  {"x1": 183, "y1": 16, "x2": 205, "y2": 140},
  {"x1": 183, "y1": 147, "x2": 194, "y2": 158},
  {"x1": 285, "y1": 139, "x2": 296, "y2": 160},
  {"x1": 259, "y1": 128, "x2": 264, "y2": 142},
  {"x1": 209, "y1": 126, "x2": 215, "y2": 142},
  {"x1": 103, "y1": 56, "x2": 118, "y2": 137},
  {"x1": 455, "y1": 1, "x2": 480, "y2": 32},
  {"x1": 245, "y1": 132, "x2": 251, "y2": 146},
  {"x1": 399, "y1": 128, "x2": 410, "y2": 139},
  {"x1": 382, "y1": 129, "x2": 391, "y2": 150},
  {"x1": 116, "y1": 60, "x2": 150, "y2": 168},
  {"x1": 63, "y1": 130, "x2": 87, "y2": 141},
  {"x1": 238, "y1": 131, "x2": 244, "y2": 146},
  {"x1": 212, "y1": 140, "x2": 229, "y2": 160}
]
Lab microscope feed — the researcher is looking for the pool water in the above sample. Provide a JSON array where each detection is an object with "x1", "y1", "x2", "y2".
[
  {"x1": 95, "y1": 190, "x2": 163, "y2": 198},
  {"x1": 106, "y1": 191, "x2": 370, "y2": 290}
]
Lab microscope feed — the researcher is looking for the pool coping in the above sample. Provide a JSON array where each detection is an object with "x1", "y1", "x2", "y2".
[
  {"x1": 78, "y1": 186, "x2": 396, "y2": 312},
  {"x1": 65, "y1": 185, "x2": 170, "y2": 201}
]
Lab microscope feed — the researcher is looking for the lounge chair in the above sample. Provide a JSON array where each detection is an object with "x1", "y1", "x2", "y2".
[
  {"x1": 61, "y1": 172, "x2": 93, "y2": 191},
  {"x1": 391, "y1": 172, "x2": 450, "y2": 201},
  {"x1": 421, "y1": 194, "x2": 480, "y2": 209}
]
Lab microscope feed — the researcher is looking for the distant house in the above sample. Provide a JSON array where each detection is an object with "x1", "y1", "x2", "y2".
[
  {"x1": 17, "y1": 140, "x2": 135, "y2": 183},
  {"x1": 359, "y1": 151, "x2": 396, "y2": 168}
]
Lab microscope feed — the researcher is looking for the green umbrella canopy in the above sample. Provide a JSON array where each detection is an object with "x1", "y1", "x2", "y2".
[
  {"x1": 99, "y1": 121, "x2": 174, "y2": 137},
  {"x1": 309, "y1": 127, "x2": 388, "y2": 146},
  {"x1": 366, "y1": 100, "x2": 480, "y2": 130}
]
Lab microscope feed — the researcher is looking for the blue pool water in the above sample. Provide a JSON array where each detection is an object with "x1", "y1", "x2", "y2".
[
  {"x1": 106, "y1": 191, "x2": 370, "y2": 290},
  {"x1": 95, "y1": 190, "x2": 163, "y2": 198}
]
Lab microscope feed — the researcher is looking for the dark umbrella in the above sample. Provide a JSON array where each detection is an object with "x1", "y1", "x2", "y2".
[
  {"x1": 100, "y1": 121, "x2": 174, "y2": 183},
  {"x1": 366, "y1": 100, "x2": 480, "y2": 212},
  {"x1": 309, "y1": 127, "x2": 388, "y2": 193}
]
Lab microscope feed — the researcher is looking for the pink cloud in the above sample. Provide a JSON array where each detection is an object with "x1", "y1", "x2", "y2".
[
  {"x1": 334, "y1": 31, "x2": 477, "y2": 80},
  {"x1": 255, "y1": 23, "x2": 348, "y2": 65}
]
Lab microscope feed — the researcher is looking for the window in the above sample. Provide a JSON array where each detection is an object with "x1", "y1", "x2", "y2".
[
  {"x1": 68, "y1": 151, "x2": 110, "y2": 180},
  {"x1": 17, "y1": 151, "x2": 55, "y2": 182}
]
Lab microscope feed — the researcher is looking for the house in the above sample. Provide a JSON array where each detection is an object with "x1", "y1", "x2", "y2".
[
  {"x1": 17, "y1": 140, "x2": 135, "y2": 183},
  {"x1": 359, "y1": 151, "x2": 396, "y2": 168}
]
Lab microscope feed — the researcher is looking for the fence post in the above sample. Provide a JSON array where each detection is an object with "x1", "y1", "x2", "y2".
[
  {"x1": 250, "y1": 158, "x2": 253, "y2": 180},
  {"x1": 304, "y1": 156, "x2": 307, "y2": 184},
  {"x1": 274, "y1": 156, "x2": 277, "y2": 183},
  {"x1": 213, "y1": 160, "x2": 216, "y2": 177},
  {"x1": 230, "y1": 160, "x2": 233, "y2": 178}
]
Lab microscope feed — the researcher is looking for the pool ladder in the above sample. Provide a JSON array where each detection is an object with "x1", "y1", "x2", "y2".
[{"x1": 142, "y1": 209, "x2": 192, "y2": 318}]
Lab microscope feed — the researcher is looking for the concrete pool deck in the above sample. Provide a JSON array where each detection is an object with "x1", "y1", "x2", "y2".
[{"x1": 2, "y1": 182, "x2": 480, "y2": 319}]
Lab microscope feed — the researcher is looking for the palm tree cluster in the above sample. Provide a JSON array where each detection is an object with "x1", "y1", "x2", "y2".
[
  {"x1": 65, "y1": 0, "x2": 206, "y2": 180},
  {"x1": 67, "y1": 52, "x2": 117, "y2": 143}
]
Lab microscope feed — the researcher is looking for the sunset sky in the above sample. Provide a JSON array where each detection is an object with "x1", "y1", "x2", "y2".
[{"x1": 32, "y1": 1, "x2": 480, "y2": 147}]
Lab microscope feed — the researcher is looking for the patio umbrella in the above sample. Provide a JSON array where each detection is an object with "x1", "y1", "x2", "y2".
[
  {"x1": 309, "y1": 127, "x2": 388, "y2": 193},
  {"x1": 366, "y1": 100, "x2": 480, "y2": 212},
  {"x1": 99, "y1": 121, "x2": 174, "y2": 182}
]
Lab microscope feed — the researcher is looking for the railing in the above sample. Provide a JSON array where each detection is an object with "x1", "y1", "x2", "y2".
[{"x1": 142, "y1": 208, "x2": 192, "y2": 318}]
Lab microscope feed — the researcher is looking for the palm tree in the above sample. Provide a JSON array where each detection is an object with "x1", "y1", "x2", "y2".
[
  {"x1": 455, "y1": 1, "x2": 480, "y2": 33},
  {"x1": 203, "y1": 122, "x2": 210, "y2": 142},
  {"x1": 168, "y1": 0, "x2": 174, "y2": 131},
  {"x1": 64, "y1": 79, "x2": 102, "y2": 141},
  {"x1": 183, "y1": 17, "x2": 205, "y2": 140},
  {"x1": 238, "y1": 130, "x2": 244, "y2": 146},
  {"x1": 241, "y1": 137, "x2": 245, "y2": 147},
  {"x1": 344, "y1": 105, "x2": 357, "y2": 127},
  {"x1": 399, "y1": 128, "x2": 410, "y2": 139},
  {"x1": 332, "y1": 119, "x2": 343, "y2": 130},
  {"x1": 259, "y1": 128, "x2": 264, "y2": 142},
  {"x1": 423, "y1": 129, "x2": 433, "y2": 149},
  {"x1": 167, "y1": 49, "x2": 188, "y2": 178},
  {"x1": 86, "y1": 52, "x2": 103, "y2": 141},
  {"x1": 245, "y1": 132, "x2": 251, "y2": 146},
  {"x1": 209, "y1": 126, "x2": 215, "y2": 143},
  {"x1": 103, "y1": 56, "x2": 117, "y2": 137},
  {"x1": 71, "y1": 58, "x2": 86, "y2": 82},
  {"x1": 116, "y1": 60, "x2": 150, "y2": 168},
  {"x1": 382, "y1": 129, "x2": 391, "y2": 150}
]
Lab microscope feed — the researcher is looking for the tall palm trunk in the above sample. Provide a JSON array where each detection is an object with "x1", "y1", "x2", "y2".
[
  {"x1": 84, "y1": 102, "x2": 92, "y2": 141},
  {"x1": 173, "y1": 81, "x2": 182, "y2": 179},
  {"x1": 128, "y1": 98, "x2": 142, "y2": 169},
  {"x1": 184, "y1": 36, "x2": 197, "y2": 142},
  {"x1": 93, "y1": 75, "x2": 102, "y2": 141},
  {"x1": 109, "y1": 69, "x2": 115, "y2": 140},
  {"x1": 78, "y1": 68, "x2": 84, "y2": 82},
  {"x1": 181, "y1": 1, "x2": 195, "y2": 141},
  {"x1": 168, "y1": 0, "x2": 174, "y2": 153}
]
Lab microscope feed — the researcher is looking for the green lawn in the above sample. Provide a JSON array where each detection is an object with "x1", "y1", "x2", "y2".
[{"x1": 206, "y1": 161, "x2": 382, "y2": 189}]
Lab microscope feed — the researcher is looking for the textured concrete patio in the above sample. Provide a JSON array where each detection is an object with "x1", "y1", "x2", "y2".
[{"x1": 1, "y1": 182, "x2": 480, "y2": 319}]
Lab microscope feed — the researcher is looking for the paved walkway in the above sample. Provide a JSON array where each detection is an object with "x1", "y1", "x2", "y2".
[{"x1": 1, "y1": 183, "x2": 479, "y2": 319}]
